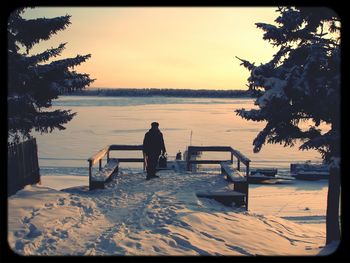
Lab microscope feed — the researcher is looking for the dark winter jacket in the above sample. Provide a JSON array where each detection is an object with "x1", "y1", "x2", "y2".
[{"x1": 143, "y1": 128, "x2": 166, "y2": 156}]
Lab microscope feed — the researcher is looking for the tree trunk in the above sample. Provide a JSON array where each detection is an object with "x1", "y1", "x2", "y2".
[{"x1": 326, "y1": 165, "x2": 341, "y2": 244}]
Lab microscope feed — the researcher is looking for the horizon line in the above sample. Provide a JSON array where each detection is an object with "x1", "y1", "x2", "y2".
[{"x1": 88, "y1": 87, "x2": 248, "y2": 91}]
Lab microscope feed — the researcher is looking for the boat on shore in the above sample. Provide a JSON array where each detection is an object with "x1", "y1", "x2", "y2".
[
  {"x1": 290, "y1": 162, "x2": 329, "y2": 181},
  {"x1": 250, "y1": 168, "x2": 278, "y2": 177},
  {"x1": 249, "y1": 168, "x2": 294, "y2": 184}
]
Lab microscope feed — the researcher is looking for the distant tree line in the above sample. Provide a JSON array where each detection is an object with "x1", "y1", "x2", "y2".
[{"x1": 63, "y1": 88, "x2": 252, "y2": 98}]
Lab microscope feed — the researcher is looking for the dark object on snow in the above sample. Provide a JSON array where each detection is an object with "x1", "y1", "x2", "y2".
[
  {"x1": 290, "y1": 162, "x2": 329, "y2": 180},
  {"x1": 143, "y1": 122, "x2": 166, "y2": 179},
  {"x1": 196, "y1": 191, "x2": 246, "y2": 207},
  {"x1": 176, "y1": 151, "x2": 182, "y2": 160},
  {"x1": 250, "y1": 168, "x2": 278, "y2": 177},
  {"x1": 249, "y1": 168, "x2": 295, "y2": 184},
  {"x1": 158, "y1": 154, "x2": 167, "y2": 168},
  {"x1": 146, "y1": 175, "x2": 160, "y2": 180},
  {"x1": 292, "y1": 171, "x2": 329, "y2": 181}
]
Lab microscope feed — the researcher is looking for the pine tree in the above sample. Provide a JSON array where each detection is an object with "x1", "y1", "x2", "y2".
[
  {"x1": 8, "y1": 8, "x2": 94, "y2": 144},
  {"x1": 235, "y1": 7, "x2": 340, "y2": 245}
]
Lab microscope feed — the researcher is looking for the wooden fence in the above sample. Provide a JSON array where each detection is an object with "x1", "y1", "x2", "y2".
[{"x1": 7, "y1": 138, "x2": 40, "y2": 196}]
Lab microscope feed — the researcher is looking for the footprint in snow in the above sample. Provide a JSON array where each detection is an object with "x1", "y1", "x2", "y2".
[
  {"x1": 155, "y1": 228, "x2": 171, "y2": 235},
  {"x1": 200, "y1": 232, "x2": 225, "y2": 242},
  {"x1": 61, "y1": 217, "x2": 75, "y2": 224},
  {"x1": 22, "y1": 216, "x2": 31, "y2": 224},
  {"x1": 14, "y1": 229, "x2": 27, "y2": 238},
  {"x1": 25, "y1": 223, "x2": 42, "y2": 239},
  {"x1": 31, "y1": 208, "x2": 40, "y2": 217},
  {"x1": 52, "y1": 228, "x2": 69, "y2": 239},
  {"x1": 44, "y1": 203, "x2": 55, "y2": 209},
  {"x1": 46, "y1": 238, "x2": 56, "y2": 244},
  {"x1": 225, "y1": 244, "x2": 252, "y2": 256},
  {"x1": 57, "y1": 198, "x2": 65, "y2": 206},
  {"x1": 153, "y1": 246, "x2": 161, "y2": 252}
]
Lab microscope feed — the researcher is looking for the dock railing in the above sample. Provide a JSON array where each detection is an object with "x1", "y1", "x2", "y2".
[
  {"x1": 88, "y1": 144, "x2": 144, "y2": 189},
  {"x1": 186, "y1": 146, "x2": 250, "y2": 175}
]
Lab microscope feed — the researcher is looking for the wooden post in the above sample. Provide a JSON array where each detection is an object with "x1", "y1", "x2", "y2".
[
  {"x1": 88, "y1": 160, "x2": 92, "y2": 191},
  {"x1": 186, "y1": 149, "x2": 192, "y2": 171},
  {"x1": 230, "y1": 152, "x2": 234, "y2": 164},
  {"x1": 237, "y1": 159, "x2": 240, "y2": 171},
  {"x1": 143, "y1": 152, "x2": 146, "y2": 171},
  {"x1": 246, "y1": 161, "x2": 250, "y2": 177},
  {"x1": 245, "y1": 161, "x2": 250, "y2": 210},
  {"x1": 99, "y1": 159, "x2": 102, "y2": 171}
]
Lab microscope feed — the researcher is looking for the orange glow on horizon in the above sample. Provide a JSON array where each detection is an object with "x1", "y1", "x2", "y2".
[{"x1": 23, "y1": 7, "x2": 278, "y2": 90}]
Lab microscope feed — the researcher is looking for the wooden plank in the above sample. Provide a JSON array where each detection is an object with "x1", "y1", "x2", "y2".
[
  {"x1": 189, "y1": 160, "x2": 233, "y2": 165},
  {"x1": 91, "y1": 159, "x2": 119, "y2": 182},
  {"x1": 109, "y1": 145, "x2": 143, "y2": 151},
  {"x1": 220, "y1": 162, "x2": 245, "y2": 182},
  {"x1": 188, "y1": 146, "x2": 233, "y2": 152},
  {"x1": 117, "y1": 158, "x2": 144, "y2": 163},
  {"x1": 88, "y1": 146, "x2": 110, "y2": 165}
]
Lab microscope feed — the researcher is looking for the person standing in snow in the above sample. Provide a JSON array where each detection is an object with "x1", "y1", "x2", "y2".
[{"x1": 143, "y1": 122, "x2": 167, "y2": 180}]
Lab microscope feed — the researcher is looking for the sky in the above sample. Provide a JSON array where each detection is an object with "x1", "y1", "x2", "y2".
[{"x1": 22, "y1": 7, "x2": 279, "y2": 90}]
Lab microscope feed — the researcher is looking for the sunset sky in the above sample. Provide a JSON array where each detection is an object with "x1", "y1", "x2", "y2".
[{"x1": 22, "y1": 7, "x2": 278, "y2": 90}]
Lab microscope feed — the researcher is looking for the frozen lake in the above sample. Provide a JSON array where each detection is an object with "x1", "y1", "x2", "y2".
[{"x1": 36, "y1": 95, "x2": 325, "y2": 176}]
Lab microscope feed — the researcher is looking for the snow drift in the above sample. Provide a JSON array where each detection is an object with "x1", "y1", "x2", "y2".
[{"x1": 8, "y1": 169, "x2": 329, "y2": 256}]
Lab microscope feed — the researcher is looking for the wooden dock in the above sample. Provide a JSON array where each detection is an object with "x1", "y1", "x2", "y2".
[{"x1": 88, "y1": 144, "x2": 251, "y2": 210}]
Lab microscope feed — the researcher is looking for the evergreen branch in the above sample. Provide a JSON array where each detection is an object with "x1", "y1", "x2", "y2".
[
  {"x1": 235, "y1": 56, "x2": 255, "y2": 71},
  {"x1": 26, "y1": 43, "x2": 67, "y2": 64},
  {"x1": 235, "y1": 109, "x2": 265, "y2": 122},
  {"x1": 299, "y1": 130, "x2": 339, "y2": 151},
  {"x1": 33, "y1": 110, "x2": 76, "y2": 133},
  {"x1": 37, "y1": 54, "x2": 92, "y2": 74},
  {"x1": 252, "y1": 123, "x2": 273, "y2": 153},
  {"x1": 11, "y1": 15, "x2": 71, "y2": 52}
]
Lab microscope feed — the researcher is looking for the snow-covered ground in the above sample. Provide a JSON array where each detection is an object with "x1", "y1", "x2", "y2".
[{"x1": 8, "y1": 167, "x2": 335, "y2": 256}]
